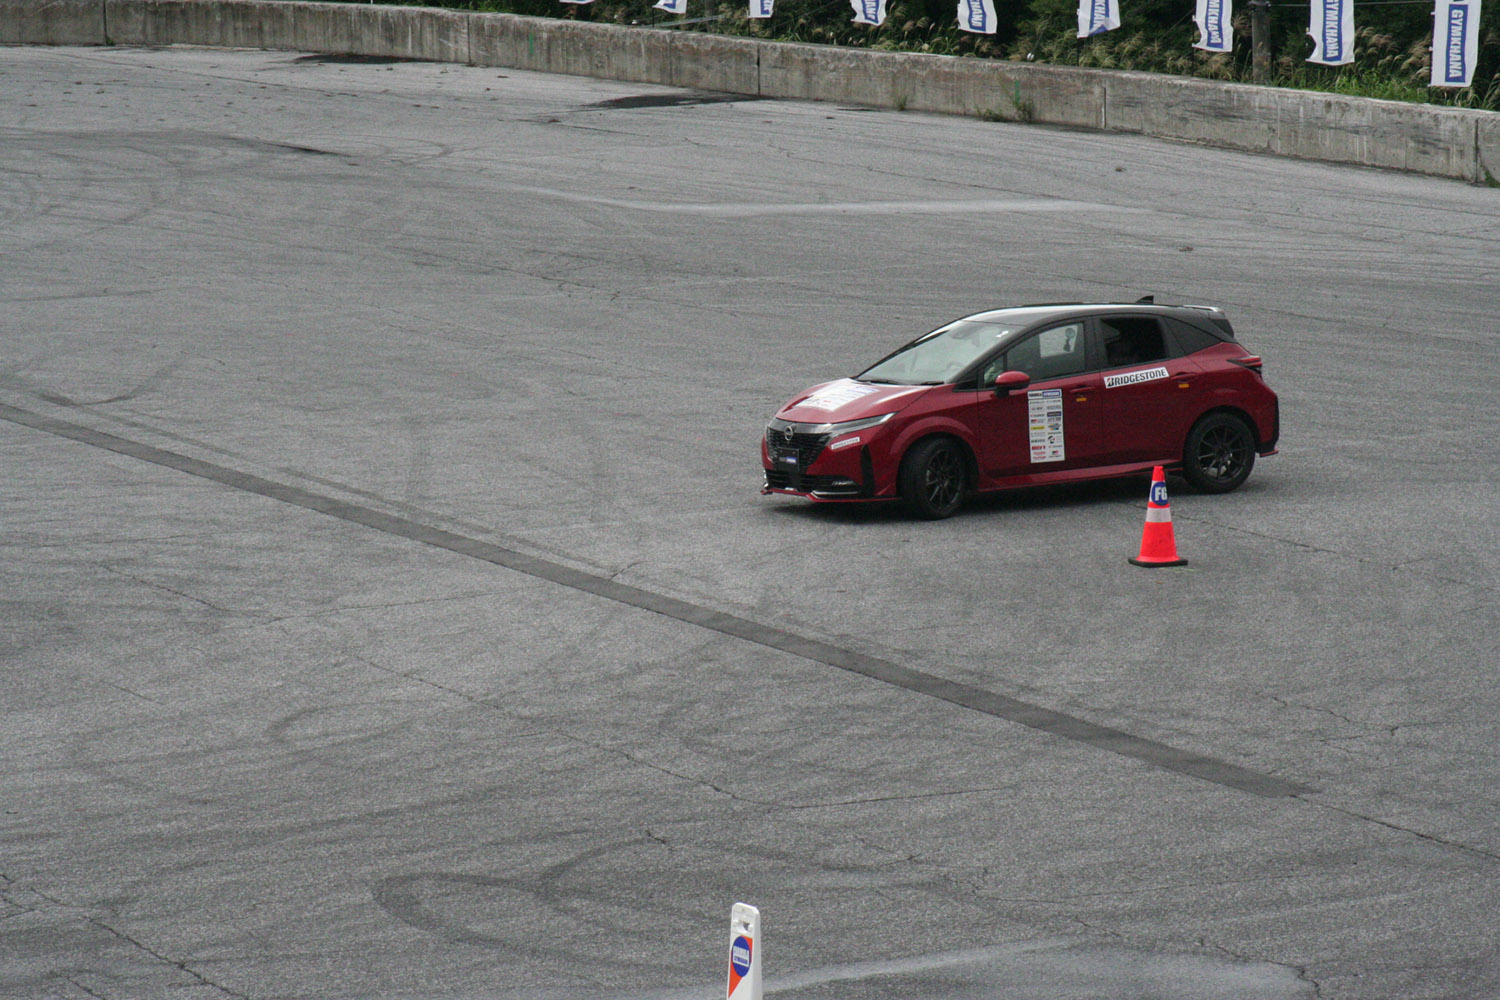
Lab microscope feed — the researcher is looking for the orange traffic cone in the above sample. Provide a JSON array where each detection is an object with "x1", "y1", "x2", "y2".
[{"x1": 1129, "y1": 466, "x2": 1188, "y2": 567}]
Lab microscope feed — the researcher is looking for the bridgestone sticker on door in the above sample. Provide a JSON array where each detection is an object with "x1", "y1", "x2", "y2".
[
  {"x1": 1028, "y1": 388, "x2": 1065, "y2": 462},
  {"x1": 1104, "y1": 366, "x2": 1168, "y2": 388}
]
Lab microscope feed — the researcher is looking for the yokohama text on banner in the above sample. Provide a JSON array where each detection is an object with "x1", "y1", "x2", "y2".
[
  {"x1": 1431, "y1": 0, "x2": 1481, "y2": 86},
  {"x1": 1307, "y1": 0, "x2": 1354, "y2": 65},
  {"x1": 1193, "y1": 0, "x2": 1232, "y2": 51}
]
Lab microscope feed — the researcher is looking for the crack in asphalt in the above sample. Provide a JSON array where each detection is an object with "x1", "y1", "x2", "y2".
[
  {"x1": 86, "y1": 915, "x2": 246, "y2": 998},
  {"x1": 772, "y1": 785, "x2": 1021, "y2": 811},
  {"x1": 5, "y1": 883, "x2": 244, "y2": 998},
  {"x1": 97, "y1": 562, "x2": 258, "y2": 619},
  {"x1": 1309, "y1": 800, "x2": 1500, "y2": 863}
]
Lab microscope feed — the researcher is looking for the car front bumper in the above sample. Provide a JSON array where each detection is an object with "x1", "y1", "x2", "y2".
[{"x1": 761, "y1": 436, "x2": 883, "y2": 500}]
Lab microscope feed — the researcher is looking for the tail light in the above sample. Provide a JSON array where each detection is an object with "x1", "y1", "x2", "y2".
[{"x1": 1229, "y1": 355, "x2": 1264, "y2": 374}]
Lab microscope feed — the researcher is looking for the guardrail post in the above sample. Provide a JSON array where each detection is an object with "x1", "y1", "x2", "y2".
[{"x1": 1249, "y1": 0, "x2": 1271, "y2": 84}]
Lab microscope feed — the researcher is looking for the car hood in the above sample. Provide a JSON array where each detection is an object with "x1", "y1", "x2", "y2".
[{"x1": 776, "y1": 379, "x2": 931, "y2": 425}]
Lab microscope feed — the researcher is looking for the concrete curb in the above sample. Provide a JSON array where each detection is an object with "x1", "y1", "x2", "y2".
[{"x1": 3, "y1": 0, "x2": 1497, "y2": 183}]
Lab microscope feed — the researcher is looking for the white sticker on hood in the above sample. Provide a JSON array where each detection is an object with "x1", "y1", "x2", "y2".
[{"x1": 799, "y1": 380, "x2": 881, "y2": 411}]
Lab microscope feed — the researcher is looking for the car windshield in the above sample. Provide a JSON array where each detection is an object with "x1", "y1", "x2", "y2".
[{"x1": 857, "y1": 320, "x2": 1020, "y2": 386}]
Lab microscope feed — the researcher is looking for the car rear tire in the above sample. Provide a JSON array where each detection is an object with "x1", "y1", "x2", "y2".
[
  {"x1": 1182, "y1": 412, "x2": 1255, "y2": 493},
  {"x1": 900, "y1": 437, "x2": 966, "y2": 519}
]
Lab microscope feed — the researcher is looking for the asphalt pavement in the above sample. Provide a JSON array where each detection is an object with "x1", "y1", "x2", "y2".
[{"x1": 3, "y1": 44, "x2": 1499, "y2": 1000}]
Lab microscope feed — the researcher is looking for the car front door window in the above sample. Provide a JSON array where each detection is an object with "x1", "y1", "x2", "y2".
[{"x1": 983, "y1": 323, "x2": 1086, "y2": 384}]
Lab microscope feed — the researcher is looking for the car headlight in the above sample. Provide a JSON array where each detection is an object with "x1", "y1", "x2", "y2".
[{"x1": 810, "y1": 413, "x2": 895, "y2": 437}]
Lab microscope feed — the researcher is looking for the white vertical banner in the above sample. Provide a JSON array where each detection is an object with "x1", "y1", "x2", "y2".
[
  {"x1": 748, "y1": 0, "x2": 774, "y2": 18},
  {"x1": 850, "y1": 0, "x2": 888, "y2": 25},
  {"x1": 1432, "y1": 0, "x2": 1482, "y2": 86},
  {"x1": 958, "y1": 0, "x2": 998, "y2": 33},
  {"x1": 1308, "y1": 0, "x2": 1355, "y2": 64},
  {"x1": 654, "y1": 0, "x2": 687, "y2": 12},
  {"x1": 1077, "y1": 0, "x2": 1121, "y2": 37},
  {"x1": 727, "y1": 904, "x2": 762, "y2": 1000},
  {"x1": 1193, "y1": 0, "x2": 1233, "y2": 51}
]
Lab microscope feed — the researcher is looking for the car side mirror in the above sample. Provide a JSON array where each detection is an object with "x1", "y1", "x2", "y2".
[{"x1": 992, "y1": 370, "x2": 1031, "y2": 394}]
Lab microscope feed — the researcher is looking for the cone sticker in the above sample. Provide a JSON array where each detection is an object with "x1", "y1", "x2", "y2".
[{"x1": 1129, "y1": 467, "x2": 1188, "y2": 567}]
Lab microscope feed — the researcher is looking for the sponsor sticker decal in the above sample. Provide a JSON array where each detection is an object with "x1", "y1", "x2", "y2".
[
  {"x1": 1027, "y1": 389, "x2": 1065, "y2": 463},
  {"x1": 728, "y1": 932, "x2": 754, "y2": 997},
  {"x1": 1104, "y1": 366, "x2": 1169, "y2": 389},
  {"x1": 1151, "y1": 481, "x2": 1169, "y2": 505},
  {"x1": 731, "y1": 937, "x2": 753, "y2": 977}
]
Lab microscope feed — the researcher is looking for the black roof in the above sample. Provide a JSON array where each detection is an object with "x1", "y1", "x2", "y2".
[{"x1": 960, "y1": 301, "x2": 1235, "y2": 339}]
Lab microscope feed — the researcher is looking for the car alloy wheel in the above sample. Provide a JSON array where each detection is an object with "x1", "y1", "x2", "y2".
[
  {"x1": 901, "y1": 437, "x2": 966, "y2": 519},
  {"x1": 1183, "y1": 412, "x2": 1255, "y2": 493}
]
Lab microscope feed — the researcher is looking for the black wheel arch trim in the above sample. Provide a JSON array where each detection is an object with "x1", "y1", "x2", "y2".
[
  {"x1": 1191, "y1": 404, "x2": 1263, "y2": 449},
  {"x1": 902, "y1": 432, "x2": 979, "y2": 492}
]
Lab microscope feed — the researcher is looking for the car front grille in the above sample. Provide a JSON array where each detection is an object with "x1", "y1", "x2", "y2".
[{"x1": 765, "y1": 425, "x2": 830, "y2": 467}]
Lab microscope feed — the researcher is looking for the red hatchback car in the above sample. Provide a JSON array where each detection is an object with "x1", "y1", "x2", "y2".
[{"x1": 761, "y1": 301, "x2": 1278, "y2": 518}]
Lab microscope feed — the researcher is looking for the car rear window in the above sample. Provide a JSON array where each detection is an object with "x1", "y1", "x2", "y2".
[
  {"x1": 1099, "y1": 317, "x2": 1170, "y2": 368},
  {"x1": 1166, "y1": 318, "x2": 1229, "y2": 356}
]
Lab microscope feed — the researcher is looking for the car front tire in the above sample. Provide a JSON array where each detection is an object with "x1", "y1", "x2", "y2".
[
  {"x1": 1182, "y1": 412, "x2": 1256, "y2": 493},
  {"x1": 899, "y1": 437, "x2": 966, "y2": 519}
]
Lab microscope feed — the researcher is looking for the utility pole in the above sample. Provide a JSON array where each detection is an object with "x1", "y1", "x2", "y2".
[{"x1": 1249, "y1": 0, "x2": 1271, "y2": 84}]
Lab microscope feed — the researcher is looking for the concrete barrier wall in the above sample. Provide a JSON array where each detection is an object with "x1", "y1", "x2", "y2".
[
  {"x1": 1105, "y1": 70, "x2": 1487, "y2": 179},
  {"x1": 466, "y1": 15, "x2": 759, "y2": 92},
  {"x1": 1477, "y1": 114, "x2": 1500, "y2": 184},
  {"x1": 663, "y1": 28, "x2": 758, "y2": 93},
  {"x1": 103, "y1": 0, "x2": 470, "y2": 61},
  {"x1": 0, "y1": 0, "x2": 103, "y2": 45},
  {"x1": 758, "y1": 43, "x2": 1109, "y2": 129},
  {"x1": 3, "y1": 0, "x2": 1496, "y2": 184}
]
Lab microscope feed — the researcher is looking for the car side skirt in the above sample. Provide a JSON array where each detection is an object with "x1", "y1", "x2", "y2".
[
  {"x1": 974, "y1": 459, "x2": 1171, "y2": 493},
  {"x1": 763, "y1": 456, "x2": 1204, "y2": 503}
]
